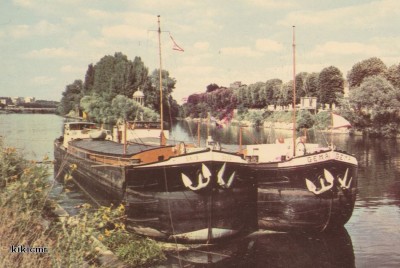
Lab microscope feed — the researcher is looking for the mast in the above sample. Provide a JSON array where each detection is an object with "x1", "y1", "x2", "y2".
[
  {"x1": 239, "y1": 126, "x2": 243, "y2": 153},
  {"x1": 157, "y1": 15, "x2": 165, "y2": 145},
  {"x1": 292, "y1": 25, "x2": 297, "y2": 156},
  {"x1": 123, "y1": 120, "x2": 127, "y2": 155},
  {"x1": 197, "y1": 120, "x2": 201, "y2": 147},
  {"x1": 330, "y1": 112, "x2": 334, "y2": 149}
]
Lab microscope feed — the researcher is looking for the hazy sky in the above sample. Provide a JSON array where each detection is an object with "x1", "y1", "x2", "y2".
[{"x1": 1, "y1": 0, "x2": 399, "y2": 103}]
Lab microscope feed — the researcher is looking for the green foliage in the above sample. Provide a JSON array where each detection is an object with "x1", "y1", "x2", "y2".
[
  {"x1": 247, "y1": 110, "x2": 265, "y2": 126},
  {"x1": 317, "y1": 66, "x2": 344, "y2": 106},
  {"x1": 296, "y1": 110, "x2": 315, "y2": 130},
  {"x1": 386, "y1": 63, "x2": 400, "y2": 89},
  {"x1": 85, "y1": 203, "x2": 165, "y2": 267},
  {"x1": 80, "y1": 94, "x2": 159, "y2": 124},
  {"x1": 267, "y1": 111, "x2": 292, "y2": 123},
  {"x1": 0, "y1": 140, "x2": 166, "y2": 267},
  {"x1": 0, "y1": 140, "x2": 98, "y2": 267},
  {"x1": 280, "y1": 81, "x2": 294, "y2": 106},
  {"x1": 59, "y1": 52, "x2": 179, "y2": 123},
  {"x1": 0, "y1": 147, "x2": 50, "y2": 214},
  {"x1": 0, "y1": 142, "x2": 25, "y2": 188},
  {"x1": 206, "y1": 83, "x2": 219, "y2": 93},
  {"x1": 314, "y1": 111, "x2": 332, "y2": 130},
  {"x1": 348, "y1": 75, "x2": 400, "y2": 137},
  {"x1": 303, "y1": 72, "x2": 319, "y2": 97},
  {"x1": 105, "y1": 232, "x2": 166, "y2": 267},
  {"x1": 295, "y1": 72, "x2": 308, "y2": 101},
  {"x1": 347, "y1": 57, "x2": 387, "y2": 88},
  {"x1": 184, "y1": 86, "x2": 237, "y2": 119},
  {"x1": 57, "y1": 80, "x2": 84, "y2": 115}
]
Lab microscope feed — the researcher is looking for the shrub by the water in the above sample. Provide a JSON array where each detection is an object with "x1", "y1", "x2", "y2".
[{"x1": 0, "y1": 139, "x2": 165, "y2": 267}]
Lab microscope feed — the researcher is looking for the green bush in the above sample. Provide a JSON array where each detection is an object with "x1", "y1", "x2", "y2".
[{"x1": 104, "y1": 231, "x2": 166, "y2": 267}]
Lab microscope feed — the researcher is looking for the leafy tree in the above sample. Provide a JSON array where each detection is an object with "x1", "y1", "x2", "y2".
[
  {"x1": 264, "y1": 79, "x2": 282, "y2": 106},
  {"x1": 247, "y1": 109, "x2": 264, "y2": 126},
  {"x1": 148, "y1": 69, "x2": 177, "y2": 118},
  {"x1": 248, "y1": 82, "x2": 266, "y2": 108},
  {"x1": 347, "y1": 57, "x2": 387, "y2": 88},
  {"x1": 58, "y1": 80, "x2": 84, "y2": 115},
  {"x1": 314, "y1": 111, "x2": 332, "y2": 130},
  {"x1": 296, "y1": 110, "x2": 314, "y2": 130},
  {"x1": 80, "y1": 94, "x2": 159, "y2": 124},
  {"x1": 59, "y1": 52, "x2": 179, "y2": 122},
  {"x1": 279, "y1": 81, "x2": 293, "y2": 107},
  {"x1": 295, "y1": 72, "x2": 308, "y2": 101},
  {"x1": 236, "y1": 86, "x2": 251, "y2": 108},
  {"x1": 206, "y1": 83, "x2": 219, "y2": 93},
  {"x1": 318, "y1": 66, "x2": 344, "y2": 107},
  {"x1": 303, "y1": 72, "x2": 319, "y2": 97},
  {"x1": 83, "y1": 64, "x2": 95, "y2": 94},
  {"x1": 386, "y1": 63, "x2": 400, "y2": 89},
  {"x1": 92, "y1": 54, "x2": 117, "y2": 97},
  {"x1": 348, "y1": 75, "x2": 400, "y2": 137}
]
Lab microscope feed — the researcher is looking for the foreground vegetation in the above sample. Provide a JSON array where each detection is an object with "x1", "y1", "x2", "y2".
[{"x1": 0, "y1": 139, "x2": 165, "y2": 267}]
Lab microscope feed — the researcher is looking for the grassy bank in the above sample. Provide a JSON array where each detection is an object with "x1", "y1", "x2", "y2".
[
  {"x1": 234, "y1": 110, "x2": 332, "y2": 130},
  {"x1": 0, "y1": 139, "x2": 165, "y2": 267}
]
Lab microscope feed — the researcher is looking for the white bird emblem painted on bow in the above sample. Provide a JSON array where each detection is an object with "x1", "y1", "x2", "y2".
[
  {"x1": 181, "y1": 164, "x2": 211, "y2": 191},
  {"x1": 217, "y1": 163, "x2": 236, "y2": 189},
  {"x1": 305, "y1": 169, "x2": 334, "y2": 195},
  {"x1": 338, "y1": 168, "x2": 352, "y2": 190}
]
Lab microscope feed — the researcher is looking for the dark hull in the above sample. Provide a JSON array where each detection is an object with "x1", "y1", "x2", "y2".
[
  {"x1": 251, "y1": 150, "x2": 358, "y2": 232},
  {"x1": 54, "y1": 142, "x2": 125, "y2": 204},
  {"x1": 54, "y1": 140, "x2": 256, "y2": 243},
  {"x1": 125, "y1": 160, "x2": 257, "y2": 242}
]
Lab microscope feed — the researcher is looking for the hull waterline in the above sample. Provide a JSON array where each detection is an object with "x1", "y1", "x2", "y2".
[
  {"x1": 250, "y1": 150, "x2": 358, "y2": 232},
  {"x1": 54, "y1": 138, "x2": 257, "y2": 243}
]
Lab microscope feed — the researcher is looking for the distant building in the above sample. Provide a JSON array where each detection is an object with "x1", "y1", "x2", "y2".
[
  {"x1": 230, "y1": 81, "x2": 242, "y2": 89},
  {"x1": 25, "y1": 97, "x2": 35, "y2": 103},
  {"x1": 343, "y1": 80, "x2": 349, "y2": 97},
  {"x1": 300, "y1": 97, "x2": 317, "y2": 110},
  {"x1": 12, "y1": 97, "x2": 25, "y2": 105},
  {"x1": 0, "y1": 97, "x2": 12, "y2": 106},
  {"x1": 132, "y1": 89, "x2": 144, "y2": 106}
]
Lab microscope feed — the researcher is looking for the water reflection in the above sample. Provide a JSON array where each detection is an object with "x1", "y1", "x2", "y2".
[{"x1": 166, "y1": 228, "x2": 354, "y2": 268}]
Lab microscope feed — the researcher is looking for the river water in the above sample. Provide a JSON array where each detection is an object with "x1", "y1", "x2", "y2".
[{"x1": 0, "y1": 114, "x2": 399, "y2": 267}]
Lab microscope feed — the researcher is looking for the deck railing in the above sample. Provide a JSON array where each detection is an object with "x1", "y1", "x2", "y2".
[{"x1": 68, "y1": 145, "x2": 140, "y2": 166}]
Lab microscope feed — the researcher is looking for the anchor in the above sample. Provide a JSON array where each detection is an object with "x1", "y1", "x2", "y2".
[
  {"x1": 338, "y1": 168, "x2": 352, "y2": 190},
  {"x1": 181, "y1": 164, "x2": 212, "y2": 191},
  {"x1": 217, "y1": 163, "x2": 236, "y2": 189},
  {"x1": 306, "y1": 169, "x2": 334, "y2": 195}
]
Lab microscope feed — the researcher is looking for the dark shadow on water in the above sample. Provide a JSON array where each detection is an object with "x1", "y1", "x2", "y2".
[
  {"x1": 51, "y1": 177, "x2": 355, "y2": 267},
  {"x1": 50, "y1": 179, "x2": 99, "y2": 215},
  {"x1": 164, "y1": 227, "x2": 354, "y2": 267}
]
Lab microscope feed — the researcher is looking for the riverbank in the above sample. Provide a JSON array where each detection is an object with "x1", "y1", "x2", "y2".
[
  {"x1": 0, "y1": 107, "x2": 56, "y2": 114},
  {"x1": 0, "y1": 139, "x2": 166, "y2": 267},
  {"x1": 186, "y1": 110, "x2": 334, "y2": 131},
  {"x1": 186, "y1": 110, "x2": 400, "y2": 138}
]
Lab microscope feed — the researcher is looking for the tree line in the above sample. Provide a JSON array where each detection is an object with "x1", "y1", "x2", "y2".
[
  {"x1": 58, "y1": 52, "x2": 180, "y2": 124},
  {"x1": 182, "y1": 57, "x2": 400, "y2": 138}
]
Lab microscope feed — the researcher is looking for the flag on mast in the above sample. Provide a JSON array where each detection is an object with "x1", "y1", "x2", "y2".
[
  {"x1": 332, "y1": 113, "x2": 351, "y2": 129},
  {"x1": 169, "y1": 33, "x2": 184, "y2": 52}
]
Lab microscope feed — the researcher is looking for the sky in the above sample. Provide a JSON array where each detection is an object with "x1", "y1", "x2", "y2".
[{"x1": 1, "y1": 0, "x2": 400, "y2": 104}]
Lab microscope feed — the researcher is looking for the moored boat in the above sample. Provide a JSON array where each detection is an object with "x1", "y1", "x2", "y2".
[
  {"x1": 242, "y1": 142, "x2": 357, "y2": 232},
  {"x1": 239, "y1": 26, "x2": 358, "y2": 232},
  {"x1": 54, "y1": 121, "x2": 256, "y2": 242}
]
